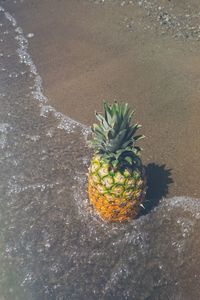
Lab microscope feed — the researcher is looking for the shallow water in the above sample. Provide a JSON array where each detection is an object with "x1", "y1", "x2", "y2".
[{"x1": 0, "y1": 2, "x2": 200, "y2": 300}]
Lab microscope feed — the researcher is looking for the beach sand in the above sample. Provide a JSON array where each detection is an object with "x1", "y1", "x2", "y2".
[{"x1": 3, "y1": 0, "x2": 200, "y2": 198}]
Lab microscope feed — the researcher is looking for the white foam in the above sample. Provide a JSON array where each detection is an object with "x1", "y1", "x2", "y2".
[
  {"x1": 0, "y1": 123, "x2": 11, "y2": 133},
  {"x1": 7, "y1": 176, "x2": 62, "y2": 195},
  {"x1": 0, "y1": 123, "x2": 12, "y2": 150},
  {"x1": 27, "y1": 33, "x2": 34, "y2": 38}
]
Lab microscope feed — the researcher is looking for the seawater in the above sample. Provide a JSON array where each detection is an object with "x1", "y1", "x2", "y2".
[{"x1": 0, "y1": 4, "x2": 200, "y2": 300}]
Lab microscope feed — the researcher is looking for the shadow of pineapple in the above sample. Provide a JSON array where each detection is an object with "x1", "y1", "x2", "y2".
[{"x1": 140, "y1": 163, "x2": 173, "y2": 216}]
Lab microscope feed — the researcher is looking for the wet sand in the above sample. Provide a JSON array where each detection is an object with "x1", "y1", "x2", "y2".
[{"x1": 3, "y1": 0, "x2": 200, "y2": 198}]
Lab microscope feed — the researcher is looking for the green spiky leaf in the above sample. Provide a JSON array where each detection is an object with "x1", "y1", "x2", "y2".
[{"x1": 88, "y1": 101, "x2": 144, "y2": 167}]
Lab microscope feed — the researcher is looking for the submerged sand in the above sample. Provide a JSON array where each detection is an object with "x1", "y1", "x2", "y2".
[{"x1": 3, "y1": 0, "x2": 200, "y2": 198}]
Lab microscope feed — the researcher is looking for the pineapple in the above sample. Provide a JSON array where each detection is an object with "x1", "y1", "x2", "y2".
[{"x1": 88, "y1": 101, "x2": 146, "y2": 222}]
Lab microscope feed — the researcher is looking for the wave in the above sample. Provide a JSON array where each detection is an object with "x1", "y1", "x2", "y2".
[{"x1": 0, "y1": 5, "x2": 89, "y2": 137}]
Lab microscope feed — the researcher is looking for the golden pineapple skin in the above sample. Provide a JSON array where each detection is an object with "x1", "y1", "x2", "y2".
[{"x1": 88, "y1": 156, "x2": 146, "y2": 222}]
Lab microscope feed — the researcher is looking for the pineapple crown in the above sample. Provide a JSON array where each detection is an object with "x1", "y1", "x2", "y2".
[{"x1": 89, "y1": 101, "x2": 145, "y2": 168}]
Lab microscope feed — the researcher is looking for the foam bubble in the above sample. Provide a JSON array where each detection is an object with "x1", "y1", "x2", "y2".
[{"x1": 26, "y1": 33, "x2": 34, "y2": 38}]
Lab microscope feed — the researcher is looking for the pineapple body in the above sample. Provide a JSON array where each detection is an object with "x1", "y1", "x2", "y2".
[
  {"x1": 88, "y1": 101, "x2": 146, "y2": 222},
  {"x1": 88, "y1": 155, "x2": 146, "y2": 222}
]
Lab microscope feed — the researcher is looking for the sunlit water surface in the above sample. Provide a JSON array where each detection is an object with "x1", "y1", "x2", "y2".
[{"x1": 0, "y1": 4, "x2": 200, "y2": 300}]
